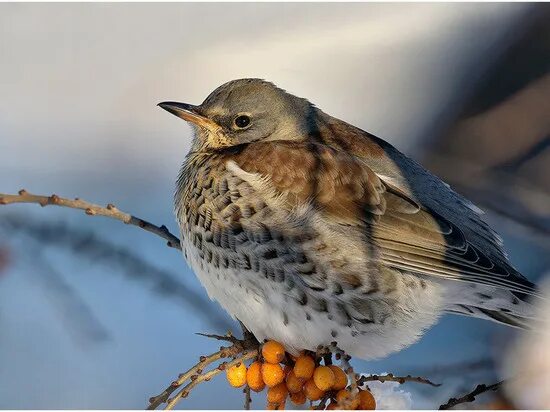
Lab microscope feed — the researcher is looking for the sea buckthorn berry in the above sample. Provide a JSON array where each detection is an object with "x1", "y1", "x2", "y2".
[
  {"x1": 263, "y1": 340, "x2": 286, "y2": 364},
  {"x1": 225, "y1": 362, "x2": 247, "y2": 388},
  {"x1": 262, "y1": 362, "x2": 285, "y2": 387},
  {"x1": 328, "y1": 365, "x2": 348, "y2": 390},
  {"x1": 313, "y1": 365, "x2": 335, "y2": 391},
  {"x1": 303, "y1": 379, "x2": 325, "y2": 401},
  {"x1": 359, "y1": 389, "x2": 376, "y2": 410},
  {"x1": 290, "y1": 390, "x2": 306, "y2": 405},
  {"x1": 246, "y1": 361, "x2": 265, "y2": 392},
  {"x1": 286, "y1": 370, "x2": 305, "y2": 393},
  {"x1": 267, "y1": 382, "x2": 289, "y2": 404},
  {"x1": 293, "y1": 355, "x2": 316, "y2": 379},
  {"x1": 336, "y1": 389, "x2": 360, "y2": 410}
]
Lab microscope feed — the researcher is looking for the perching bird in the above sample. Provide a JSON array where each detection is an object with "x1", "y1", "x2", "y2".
[{"x1": 159, "y1": 79, "x2": 539, "y2": 359}]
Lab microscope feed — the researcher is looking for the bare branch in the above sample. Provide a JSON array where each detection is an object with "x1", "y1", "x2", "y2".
[
  {"x1": 439, "y1": 380, "x2": 504, "y2": 410},
  {"x1": 243, "y1": 385, "x2": 251, "y2": 410},
  {"x1": 147, "y1": 331, "x2": 260, "y2": 410},
  {"x1": 147, "y1": 346, "x2": 236, "y2": 410},
  {"x1": 0, "y1": 190, "x2": 181, "y2": 249},
  {"x1": 165, "y1": 350, "x2": 259, "y2": 410},
  {"x1": 358, "y1": 373, "x2": 441, "y2": 388},
  {"x1": 196, "y1": 332, "x2": 241, "y2": 344}
]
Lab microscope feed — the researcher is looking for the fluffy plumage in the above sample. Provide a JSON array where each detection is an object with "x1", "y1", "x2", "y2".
[{"x1": 161, "y1": 79, "x2": 539, "y2": 359}]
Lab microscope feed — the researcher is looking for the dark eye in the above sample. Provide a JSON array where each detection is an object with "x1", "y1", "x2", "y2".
[{"x1": 234, "y1": 115, "x2": 251, "y2": 128}]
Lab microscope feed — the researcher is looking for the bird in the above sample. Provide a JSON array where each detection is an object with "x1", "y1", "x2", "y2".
[{"x1": 159, "y1": 78, "x2": 539, "y2": 360}]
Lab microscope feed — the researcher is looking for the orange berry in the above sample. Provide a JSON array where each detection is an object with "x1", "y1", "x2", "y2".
[
  {"x1": 336, "y1": 389, "x2": 360, "y2": 410},
  {"x1": 303, "y1": 379, "x2": 325, "y2": 401},
  {"x1": 359, "y1": 389, "x2": 376, "y2": 410},
  {"x1": 294, "y1": 355, "x2": 316, "y2": 379},
  {"x1": 267, "y1": 382, "x2": 289, "y2": 404},
  {"x1": 290, "y1": 391, "x2": 306, "y2": 405},
  {"x1": 329, "y1": 365, "x2": 348, "y2": 390},
  {"x1": 313, "y1": 365, "x2": 336, "y2": 391},
  {"x1": 267, "y1": 401, "x2": 286, "y2": 410},
  {"x1": 286, "y1": 370, "x2": 305, "y2": 393},
  {"x1": 326, "y1": 402, "x2": 339, "y2": 410},
  {"x1": 225, "y1": 362, "x2": 247, "y2": 388},
  {"x1": 246, "y1": 361, "x2": 265, "y2": 392},
  {"x1": 262, "y1": 362, "x2": 285, "y2": 387},
  {"x1": 263, "y1": 340, "x2": 286, "y2": 364}
]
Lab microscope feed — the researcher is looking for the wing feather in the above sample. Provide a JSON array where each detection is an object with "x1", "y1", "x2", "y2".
[{"x1": 230, "y1": 140, "x2": 538, "y2": 298}]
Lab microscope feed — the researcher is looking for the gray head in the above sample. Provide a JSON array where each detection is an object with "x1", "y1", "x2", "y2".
[{"x1": 159, "y1": 79, "x2": 314, "y2": 151}]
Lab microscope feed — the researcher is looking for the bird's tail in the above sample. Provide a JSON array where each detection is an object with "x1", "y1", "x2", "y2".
[
  {"x1": 446, "y1": 304, "x2": 537, "y2": 329},
  {"x1": 443, "y1": 281, "x2": 543, "y2": 330}
]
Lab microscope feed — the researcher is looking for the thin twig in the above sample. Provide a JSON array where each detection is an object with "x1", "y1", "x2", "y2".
[
  {"x1": 147, "y1": 345, "x2": 240, "y2": 410},
  {"x1": 243, "y1": 385, "x2": 252, "y2": 410},
  {"x1": 359, "y1": 373, "x2": 441, "y2": 387},
  {"x1": 328, "y1": 342, "x2": 360, "y2": 410},
  {"x1": 195, "y1": 332, "x2": 241, "y2": 344},
  {"x1": 165, "y1": 350, "x2": 258, "y2": 410},
  {"x1": 315, "y1": 393, "x2": 331, "y2": 410},
  {"x1": 0, "y1": 190, "x2": 181, "y2": 249},
  {"x1": 439, "y1": 380, "x2": 504, "y2": 410}
]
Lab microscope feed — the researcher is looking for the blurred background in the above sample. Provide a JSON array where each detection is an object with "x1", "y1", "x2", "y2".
[{"x1": 0, "y1": 2, "x2": 549, "y2": 409}]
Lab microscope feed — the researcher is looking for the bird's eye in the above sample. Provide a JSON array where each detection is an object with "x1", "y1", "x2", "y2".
[{"x1": 234, "y1": 115, "x2": 251, "y2": 128}]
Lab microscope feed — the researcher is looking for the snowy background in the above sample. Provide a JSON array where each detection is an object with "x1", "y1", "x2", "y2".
[{"x1": 1, "y1": 3, "x2": 548, "y2": 409}]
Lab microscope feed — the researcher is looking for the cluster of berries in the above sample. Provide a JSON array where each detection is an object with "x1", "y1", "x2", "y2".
[{"x1": 225, "y1": 340, "x2": 376, "y2": 410}]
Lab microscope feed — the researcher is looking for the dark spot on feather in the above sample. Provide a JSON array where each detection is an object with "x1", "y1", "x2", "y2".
[
  {"x1": 477, "y1": 293, "x2": 492, "y2": 300},
  {"x1": 333, "y1": 283, "x2": 344, "y2": 295},
  {"x1": 459, "y1": 304, "x2": 474, "y2": 314},
  {"x1": 241, "y1": 254, "x2": 251, "y2": 270},
  {"x1": 263, "y1": 249, "x2": 278, "y2": 260},
  {"x1": 354, "y1": 315, "x2": 374, "y2": 324},
  {"x1": 363, "y1": 286, "x2": 379, "y2": 295}
]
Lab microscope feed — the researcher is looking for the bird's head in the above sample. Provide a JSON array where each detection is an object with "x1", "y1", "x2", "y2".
[{"x1": 159, "y1": 78, "x2": 314, "y2": 151}]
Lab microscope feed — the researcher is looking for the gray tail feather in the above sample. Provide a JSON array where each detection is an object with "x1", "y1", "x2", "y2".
[{"x1": 446, "y1": 304, "x2": 537, "y2": 330}]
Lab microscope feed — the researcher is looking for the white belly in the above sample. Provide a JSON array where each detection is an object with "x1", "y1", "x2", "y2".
[{"x1": 182, "y1": 237, "x2": 445, "y2": 360}]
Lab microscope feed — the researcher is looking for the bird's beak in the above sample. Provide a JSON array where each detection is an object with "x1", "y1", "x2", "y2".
[{"x1": 158, "y1": 101, "x2": 220, "y2": 133}]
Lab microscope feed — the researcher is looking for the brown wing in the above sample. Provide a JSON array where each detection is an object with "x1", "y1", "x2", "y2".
[{"x1": 230, "y1": 140, "x2": 538, "y2": 297}]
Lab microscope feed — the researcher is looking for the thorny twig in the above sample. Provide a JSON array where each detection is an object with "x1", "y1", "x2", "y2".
[
  {"x1": 243, "y1": 385, "x2": 252, "y2": 410},
  {"x1": 329, "y1": 343, "x2": 359, "y2": 409},
  {"x1": 358, "y1": 373, "x2": 441, "y2": 388},
  {"x1": 0, "y1": 190, "x2": 181, "y2": 249},
  {"x1": 195, "y1": 332, "x2": 242, "y2": 344},
  {"x1": 439, "y1": 380, "x2": 505, "y2": 410},
  {"x1": 147, "y1": 331, "x2": 259, "y2": 410},
  {"x1": 165, "y1": 350, "x2": 259, "y2": 410}
]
